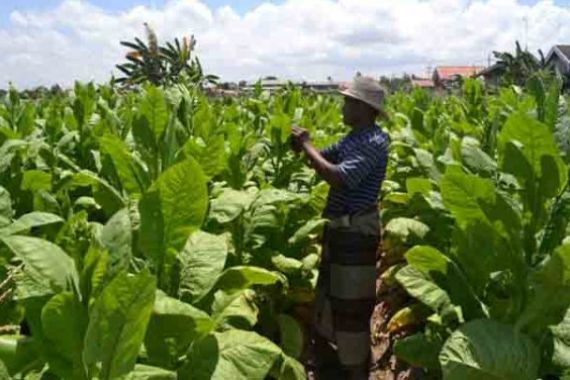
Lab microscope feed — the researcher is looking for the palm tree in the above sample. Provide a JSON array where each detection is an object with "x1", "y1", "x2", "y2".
[
  {"x1": 492, "y1": 41, "x2": 545, "y2": 86},
  {"x1": 115, "y1": 23, "x2": 218, "y2": 87}
]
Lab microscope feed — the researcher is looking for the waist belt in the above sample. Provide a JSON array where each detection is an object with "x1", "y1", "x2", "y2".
[{"x1": 328, "y1": 207, "x2": 379, "y2": 231}]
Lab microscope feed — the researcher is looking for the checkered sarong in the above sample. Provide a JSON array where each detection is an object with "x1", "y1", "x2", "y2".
[{"x1": 314, "y1": 209, "x2": 380, "y2": 367}]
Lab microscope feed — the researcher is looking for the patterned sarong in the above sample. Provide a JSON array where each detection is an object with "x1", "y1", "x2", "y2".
[{"x1": 314, "y1": 209, "x2": 380, "y2": 368}]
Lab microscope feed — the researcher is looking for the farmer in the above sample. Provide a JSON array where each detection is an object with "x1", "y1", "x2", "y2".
[{"x1": 290, "y1": 76, "x2": 390, "y2": 379}]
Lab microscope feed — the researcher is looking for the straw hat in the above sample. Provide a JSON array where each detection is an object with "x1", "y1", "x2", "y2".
[{"x1": 339, "y1": 76, "x2": 388, "y2": 118}]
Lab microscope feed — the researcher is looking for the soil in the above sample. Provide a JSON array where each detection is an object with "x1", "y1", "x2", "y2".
[{"x1": 369, "y1": 252, "x2": 424, "y2": 380}]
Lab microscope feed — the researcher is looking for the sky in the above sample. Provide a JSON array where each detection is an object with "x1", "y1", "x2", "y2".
[{"x1": 1, "y1": 0, "x2": 570, "y2": 88}]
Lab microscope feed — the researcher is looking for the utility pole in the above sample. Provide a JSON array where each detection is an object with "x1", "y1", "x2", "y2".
[{"x1": 523, "y1": 15, "x2": 529, "y2": 50}]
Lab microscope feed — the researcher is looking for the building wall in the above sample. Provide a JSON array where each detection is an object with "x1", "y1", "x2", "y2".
[{"x1": 551, "y1": 56, "x2": 570, "y2": 76}]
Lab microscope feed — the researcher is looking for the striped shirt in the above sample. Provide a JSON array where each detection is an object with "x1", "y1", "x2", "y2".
[{"x1": 321, "y1": 125, "x2": 390, "y2": 217}]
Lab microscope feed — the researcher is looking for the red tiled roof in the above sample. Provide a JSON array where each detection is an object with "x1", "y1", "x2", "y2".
[
  {"x1": 434, "y1": 66, "x2": 485, "y2": 80},
  {"x1": 411, "y1": 79, "x2": 435, "y2": 88}
]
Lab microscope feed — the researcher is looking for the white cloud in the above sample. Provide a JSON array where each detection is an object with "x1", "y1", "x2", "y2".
[{"x1": 2, "y1": 0, "x2": 570, "y2": 88}]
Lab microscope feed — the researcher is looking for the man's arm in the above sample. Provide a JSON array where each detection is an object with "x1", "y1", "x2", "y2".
[
  {"x1": 291, "y1": 126, "x2": 344, "y2": 188},
  {"x1": 301, "y1": 141, "x2": 344, "y2": 188}
]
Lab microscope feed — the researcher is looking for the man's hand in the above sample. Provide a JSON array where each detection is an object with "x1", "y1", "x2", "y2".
[
  {"x1": 290, "y1": 126, "x2": 310, "y2": 153},
  {"x1": 290, "y1": 126, "x2": 344, "y2": 188}
]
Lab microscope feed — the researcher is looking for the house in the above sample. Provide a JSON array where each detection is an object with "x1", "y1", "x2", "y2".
[
  {"x1": 240, "y1": 78, "x2": 342, "y2": 93},
  {"x1": 476, "y1": 64, "x2": 504, "y2": 87},
  {"x1": 545, "y1": 45, "x2": 570, "y2": 88},
  {"x1": 302, "y1": 80, "x2": 341, "y2": 93},
  {"x1": 432, "y1": 66, "x2": 484, "y2": 88},
  {"x1": 241, "y1": 78, "x2": 288, "y2": 93},
  {"x1": 410, "y1": 78, "x2": 435, "y2": 89}
]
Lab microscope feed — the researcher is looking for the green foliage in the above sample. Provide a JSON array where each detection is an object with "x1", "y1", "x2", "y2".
[
  {"x1": 1, "y1": 74, "x2": 569, "y2": 380},
  {"x1": 116, "y1": 24, "x2": 218, "y2": 87},
  {"x1": 385, "y1": 74, "x2": 570, "y2": 379},
  {"x1": 439, "y1": 319, "x2": 539, "y2": 380}
]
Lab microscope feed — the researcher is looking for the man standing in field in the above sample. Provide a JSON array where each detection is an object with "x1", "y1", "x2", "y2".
[{"x1": 291, "y1": 76, "x2": 390, "y2": 379}]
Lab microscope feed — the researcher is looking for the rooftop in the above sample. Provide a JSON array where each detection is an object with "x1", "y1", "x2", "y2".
[
  {"x1": 546, "y1": 45, "x2": 570, "y2": 64},
  {"x1": 434, "y1": 66, "x2": 485, "y2": 80},
  {"x1": 411, "y1": 78, "x2": 435, "y2": 88}
]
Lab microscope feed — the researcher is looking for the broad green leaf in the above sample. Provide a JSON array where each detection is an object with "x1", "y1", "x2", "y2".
[
  {"x1": 73, "y1": 81, "x2": 96, "y2": 127},
  {"x1": 308, "y1": 182, "x2": 329, "y2": 213},
  {"x1": 0, "y1": 335, "x2": 41, "y2": 376},
  {"x1": 404, "y1": 245, "x2": 485, "y2": 320},
  {"x1": 125, "y1": 364, "x2": 177, "y2": 380},
  {"x1": 0, "y1": 212, "x2": 63, "y2": 236},
  {"x1": 100, "y1": 133, "x2": 148, "y2": 197},
  {"x1": 277, "y1": 314, "x2": 303, "y2": 359},
  {"x1": 0, "y1": 186, "x2": 12, "y2": 227},
  {"x1": 178, "y1": 231, "x2": 228, "y2": 302},
  {"x1": 68, "y1": 171, "x2": 125, "y2": 216},
  {"x1": 405, "y1": 245, "x2": 448, "y2": 273},
  {"x1": 183, "y1": 135, "x2": 227, "y2": 179},
  {"x1": 13, "y1": 266, "x2": 53, "y2": 300},
  {"x1": 385, "y1": 192, "x2": 410, "y2": 205},
  {"x1": 0, "y1": 359, "x2": 8, "y2": 379},
  {"x1": 132, "y1": 114, "x2": 159, "y2": 173},
  {"x1": 384, "y1": 218, "x2": 430, "y2": 244},
  {"x1": 211, "y1": 289, "x2": 258, "y2": 329},
  {"x1": 394, "y1": 332, "x2": 443, "y2": 370},
  {"x1": 539, "y1": 190, "x2": 570, "y2": 257},
  {"x1": 539, "y1": 154, "x2": 564, "y2": 198},
  {"x1": 17, "y1": 102, "x2": 35, "y2": 137},
  {"x1": 140, "y1": 85, "x2": 168, "y2": 140},
  {"x1": 145, "y1": 291, "x2": 213, "y2": 368},
  {"x1": 451, "y1": 222, "x2": 516, "y2": 300},
  {"x1": 414, "y1": 148, "x2": 441, "y2": 182},
  {"x1": 517, "y1": 243, "x2": 570, "y2": 335},
  {"x1": 245, "y1": 189, "x2": 303, "y2": 249},
  {"x1": 208, "y1": 189, "x2": 255, "y2": 224},
  {"x1": 191, "y1": 96, "x2": 217, "y2": 139},
  {"x1": 271, "y1": 254, "x2": 303, "y2": 275},
  {"x1": 41, "y1": 292, "x2": 88, "y2": 379},
  {"x1": 548, "y1": 307, "x2": 570, "y2": 372},
  {"x1": 251, "y1": 188, "x2": 301, "y2": 208},
  {"x1": 439, "y1": 319, "x2": 539, "y2": 380},
  {"x1": 21, "y1": 170, "x2": 51, "y2": 192},
  {"x1": 501, "y1": 141, "x2": 534, "y2": 182},
  {"x1": 83, "y1": 271, "x2": 156, "y2": 380},
  {"x1": 273, "y1": 354, "x2": 306, "y2": 380},
  {"x1": 81, "y1": 245, "x2": 111, "y2": 301},
  {"x1": 1, "y1": 236, "x2": 78, "y2": 294},
  {"x1": 179, "y1": 330, "x2": 282, "y2": 380},
  {"x1": 499, "y1": 111, "x2": 567, "y2": 193},
  {"x1": 301, "y1": 253, "x2": 319, "y2": 271},
  {"x1": 139, "y1": 158, "x2": 208, "y2": 283},
  {"x1": 74, "y1": 196, "x2": 99, "y2": 210},
  {"x1": 396, "y1": 265, "x2": 455, "y2": 317},
  {"x1": 406, "y1": 177, "x2": 432, "y2": 195},
  {"x1": 526, "y1": 75, "x2": 547, "y2": 122},
  {"x1": 100, "y1": 208, "x2": 132, "y2": 277},
  {"x1": 212, "y1": 266, "x2": 284, "y2": 295},
  {"x1": 461, "y1": 137, "x2": 496, "y2": 177},
  {"x1": 287, "y1": 219, "x2": 327, "y2": 246},
  {"x1": 440, "y1": 166, "x2": 495, "y2": 227}
]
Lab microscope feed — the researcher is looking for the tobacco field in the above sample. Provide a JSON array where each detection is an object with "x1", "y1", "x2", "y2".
[{"x1": 0, "y1": 75, "x2": 569, "y2": 380}]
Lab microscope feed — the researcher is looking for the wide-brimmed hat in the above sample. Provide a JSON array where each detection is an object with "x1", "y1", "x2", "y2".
[{"x1": 339, "y1": 76, "x2": 388, "y2": 118}]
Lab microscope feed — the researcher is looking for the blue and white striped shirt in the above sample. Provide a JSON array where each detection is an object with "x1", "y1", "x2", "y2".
[{"x1": 321, "y1": 125, "x2": 390, "y2": 217}]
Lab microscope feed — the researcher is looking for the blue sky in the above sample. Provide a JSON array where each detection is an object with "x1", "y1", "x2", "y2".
[
  {"x1": 0, "y1": 0, "x2": 566, "y2": 13},
  {"x1": 2, "y1": 0, "x2": 570, "y2": 87},
  {"x1": 0, "y1": 0, "x2": 567, "y2": 24},
  {"x1": 0, "y1": 0, "x2": 283, "y2": 18}
]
